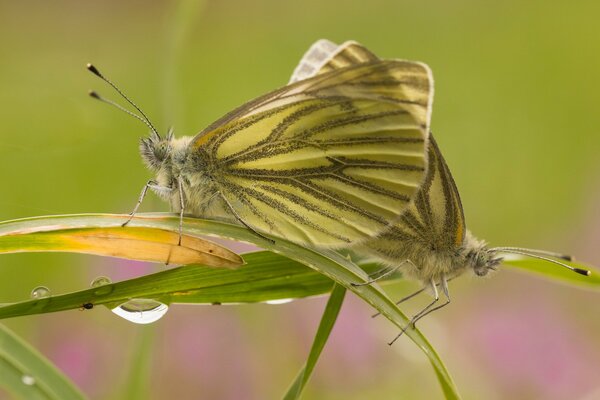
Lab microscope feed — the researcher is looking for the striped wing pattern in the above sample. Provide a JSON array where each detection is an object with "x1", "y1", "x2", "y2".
[
  {"x1": 364, "y1": 135, "x2": 466, "y2": 257},
  {"x1": 289, "y1": 40, "x2": 379, "y2": 84},
  {"x1": 191, "y1": 59, "x2": 433, "y2": 247}
]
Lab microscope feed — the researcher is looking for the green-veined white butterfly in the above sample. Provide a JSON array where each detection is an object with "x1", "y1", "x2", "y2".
[
  {"x1": 87, "y1": 42, "x2": 434, "y2": 248},
  {"x1": 294, "y1": 40, "x2": 590, "y2": 344}
]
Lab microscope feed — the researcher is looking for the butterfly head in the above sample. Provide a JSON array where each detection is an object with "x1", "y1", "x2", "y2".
[
  {"x1": 139, "y1": 129, "x2": 175, "y2": 171},
  {"x1": 462, "y1": 232, "x2": 503, "y2": 277},
  {"x1": 86, "y1": 64, "x2": 177, "y2": 172},
  {"x1": 469, "y1": 249, "x2": 503, "y2": 277}
]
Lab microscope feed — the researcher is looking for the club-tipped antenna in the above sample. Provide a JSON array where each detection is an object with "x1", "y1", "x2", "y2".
[
  {"x1": 493, "y1": 248, "x2": 590, "y2": 276},
  {"x1": 89, "y1": 91, "x2": 158, "y2": 134},
  {"x1": 492, "y1": 247, "x2": 572, "y2": 261},
  {"x1": 86, "y1": 63, "x2": 160, "y2": 139}
]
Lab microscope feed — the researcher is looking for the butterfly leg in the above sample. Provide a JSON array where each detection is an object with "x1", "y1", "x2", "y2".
[
  {"x1": 177, "y1": 176, "x2": 186, "y2": 246},
  {"x1": 371, "y1": 286, "x2": 426, "y2": 318},
  {"x1": 388, "y1": 275, "x2": 451, "y2": 345},
  {"x1": 352, "y1": 260, "x2": 414, "y2": 287},
  {"x1": 122, "y1": 180, "x2": 171, "y2": 227},
  {"x1": 371, "y1": 275, "x2": 456, "y2": 318},
  {"x1": 411, "y1": 276, "x2": 450, "y2": 325},
  {"x1": 388, "y1": 278, "x2": 438, "y2": 345}
]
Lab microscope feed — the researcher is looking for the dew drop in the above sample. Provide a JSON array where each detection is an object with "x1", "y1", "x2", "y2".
[
  {"x1": 90, "y1": 276, "x2": 112, "y2": 287},
  {"x1": 265, "y1": 298, "x2": 294, "y2": 305},
  {"x1": 30, "y1": 286, "x2": 51, "y2": 299},
  {"x1": 111, "y1": 299, "x2": 169, "y2": 324},
  {"x1": 91, "y1": 276, "x2": 114, "y2": 295},
  {"x1": 21, "y1": 375, "x2": 35, "y2": 386}
]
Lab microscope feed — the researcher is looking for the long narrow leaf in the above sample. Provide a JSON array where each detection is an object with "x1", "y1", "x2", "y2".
[
  {"x1": 0, "y1": 324, "x2": 87, "y2": 400},
  {"x1": 0, "y1": 252, "x2": 385, "y2": 319},
  {"x1": 0, "y1": 213, "x2": 461, "y2": 399},
  {"x1": 0, "y1": 219, "x2": 242, "y2": 268},
  {"x1": 502, "y1": 255, "x2": 600, "y2": 289},
  {"x1": 283, "y1": 284, "x2": 346, "y2": 400},
  {"x1": 122, "y1": 329, "x2": 156, "y2": 400}
]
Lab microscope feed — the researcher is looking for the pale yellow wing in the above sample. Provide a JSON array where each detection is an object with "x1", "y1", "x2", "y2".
[
  {"x1": 305, "y1": 41, "x2": 463, "y2": 248},
  {"x1": 191, "y1": 56, "x2": 433, "y2": 247},
  {"x1": 364, "y1": 135, "x2": 466, "y2": 257}
]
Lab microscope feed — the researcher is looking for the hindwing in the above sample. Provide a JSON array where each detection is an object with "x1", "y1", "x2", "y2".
[{"x1": 368, "y1": 135, "x2": 466, "y2": 253}]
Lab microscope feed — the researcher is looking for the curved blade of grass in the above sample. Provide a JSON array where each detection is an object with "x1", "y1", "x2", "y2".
[
  {"x1": 502, "y1": 255, "x2": 600, "y2": 290},
  {"x1": 0, "y1": 252, "x2": 384, "y2": 318},
  {"x1": 283, "y1": 284, "x2": 346, "y2": 400},
  {"x1": 0, "y1": 221, "x2": 242, "y2": 268},
  {"x1": 122, "y1": 329, "x2": 155, "y2": 400},
  {"x1": 0, "y1": 213, "x2": 461, "y2": 399},
  {"x1": 0, "y1": 324, "x2": 86, "y2": 400}
]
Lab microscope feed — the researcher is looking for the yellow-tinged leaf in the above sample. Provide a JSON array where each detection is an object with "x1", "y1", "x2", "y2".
[{"x1": 0, "y1": 225, "x2": 243, "y2": 268}]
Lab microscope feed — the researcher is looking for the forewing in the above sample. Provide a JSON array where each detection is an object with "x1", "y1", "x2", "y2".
[
  {"x1": 289, "y1": 40, "x2": 379, "y2": 84},
  {"x1": 289, "y1": 39, "x2": 339, "y2": 84},
  {"x1": 192, "y1": 60, "x2": 433, "y2": 247}
]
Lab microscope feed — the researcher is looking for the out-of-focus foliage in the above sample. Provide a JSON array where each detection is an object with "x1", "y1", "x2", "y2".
[
  {"x1": 1, "y1": 1, "x2": 599, "y2": 399},
  {"x1": 0, "y1": 324, "x2": 85, "y2": 400}
]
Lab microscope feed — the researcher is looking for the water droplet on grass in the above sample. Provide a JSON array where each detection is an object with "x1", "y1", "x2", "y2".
[
  {"x1": 264, "y1": 298, "x2": 294, "y2": 305},
  {"x1": 90, "y1": 276, "x2": 112, "y2": 287},
  {"x1": 30, "y1": 286, "x2": 50, "y2": 299},
  {"x1": 21, "y1": 375, "x2": 35, "y2": 386},
  {"x1": 112, "y1": 299, "x2": 168, "y2": 324}
]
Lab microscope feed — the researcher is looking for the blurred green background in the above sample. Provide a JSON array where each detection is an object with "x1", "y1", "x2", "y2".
[{"x1": 1, "y1": 0, "x2": 599, "y2": 399}]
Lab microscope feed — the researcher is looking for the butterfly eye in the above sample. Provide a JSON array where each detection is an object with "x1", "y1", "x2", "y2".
[
  {"x1": 473, "y1": 265, "x2": 488, "y2": 277},
  {"x1": 153, "y1": 142, "x2": 169, "y2": 162},
  {"x1": 139, "y1": 139, "x2": 170, "y2": 170}
]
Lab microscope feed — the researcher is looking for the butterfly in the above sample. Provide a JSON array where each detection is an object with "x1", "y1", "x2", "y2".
[
  {"x1": 296, "y1": 41, "x2": 589, "y2": 344},
  {"x1": 279, "y1": 40, "x2": 591, "y2": 344},
  {"x1": 87, "y1": 41, "x2": 434, "y2": 248}
]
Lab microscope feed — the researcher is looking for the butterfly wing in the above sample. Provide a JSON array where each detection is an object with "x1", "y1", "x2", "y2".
[
  {"x1": 366, "y1": 135, "x2": 466, "y2": 256},
  {"x1": 191, "y1": 51, "x2": 433, "y2": 247},
  {"x1": 289, "y1": 40, "x2": 379, "y2": 84}
]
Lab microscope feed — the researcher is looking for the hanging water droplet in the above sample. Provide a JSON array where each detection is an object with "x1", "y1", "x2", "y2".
[
  {"x1": 21, "y1": 375, "x2": 35, "y2": 386},
  {"x1": 111, "y1": 299, "x2": 169, "y2": 324},
  {"x1": 264, "y1": 298, "x2": 294, "y2": 305},
  {"x1": 30, "y1": 286, "x2": 50, "y2": 299},
  {"x1": 90, "y1": 276, "x2": 112, "y2": 287}
]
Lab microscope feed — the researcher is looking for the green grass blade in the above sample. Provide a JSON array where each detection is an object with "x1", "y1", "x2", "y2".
[
  {"x1": 0, "y1": 324, "x2": 87, "y2": 400},
  {"x1": 283, "y1": 284, "x2": 346, "y2": 400},
  {"x1": 502, "y1": 256, "x2": 600, "y2": 290},
  {"x1": 121, "y1": 329, "x2": 156, "y2": 400},
  {"x1": 0, "y1": 213, "x2": 461, "y2": 399},
  {"x1": 0, "y1": 252, "x2": 384, "y2": 319}
]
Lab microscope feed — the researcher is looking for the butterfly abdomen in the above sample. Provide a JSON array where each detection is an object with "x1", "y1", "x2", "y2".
[
  {"x1": 360, "y1": 227, "x2": 497, "y2": 284},
  {"x1": 358, "y1": 230, "x2": 469, "y2": 283}
]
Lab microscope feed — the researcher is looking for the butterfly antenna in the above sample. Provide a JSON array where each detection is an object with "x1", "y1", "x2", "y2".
[
  {"x1": 492, "y1": 248, "x2": 590, "y2": 276},
  {"x1": 492, "y1": 247, "x2": 572, "y2": 261},
  {"x1": 88, "y1": 91, "x2": 157, "y2": 133},
  {"x1": 86, "y1": 63, "x2": 161, "y2": 139}
]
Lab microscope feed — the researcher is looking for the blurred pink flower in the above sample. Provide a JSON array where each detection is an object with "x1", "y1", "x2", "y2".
[{"x1": 459, "y1": 287, "x2": 599, "y2": 399}]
